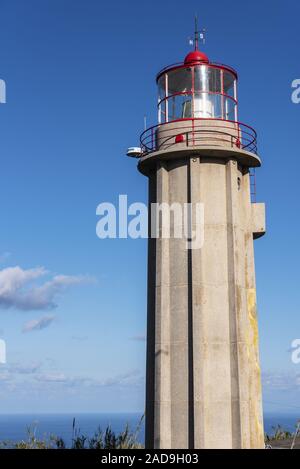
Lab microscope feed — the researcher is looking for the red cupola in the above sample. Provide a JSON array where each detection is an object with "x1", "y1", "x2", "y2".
[{"x1": 184, "y1": 49, "x2": 209, "y2": 65}]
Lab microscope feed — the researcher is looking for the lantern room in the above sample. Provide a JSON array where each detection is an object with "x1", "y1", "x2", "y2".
[
  {"x1": 136, "y1": 30, "x2": 258, "y2": 159},
  {"x1": 157, "y1": 50, "x2": 238, "y2": 123}
]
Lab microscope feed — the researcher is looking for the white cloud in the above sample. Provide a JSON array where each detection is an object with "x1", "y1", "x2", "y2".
[
  {"x1": 34, "y1": 372, "x2": 93, "y2": 388},
  {"x1": 22, "y1": 315, "x2": 56, "y2": 333},
  {"x1": 8, "y1": 362, "x2": 41, "y2": 374},
  {"x1": 0, "y1": 362, "x2": 42, "y2": 382},
  {"x1": 262, "y1": 371, "x2": 300, "y2": 390},
  {"x1": 32, "y1": 369, "x2": 143, "y2": 389},
  {"x1": 0, "y1": 364, "x2": 145, "y2": 400},
  {"x1": 0, "y1": 266, "x2": 91, "y2": 311},
  {"x1": 100, "y1": 369, "x2": 143, "y2": 387},
  {"x1": 33, "y1": 371, "x2": 139, "y2": 387},
  {"x1": 0, "y1": 371, "x2": 10, "y2": 382},
  {"x1": 35, "y1": 372, "x2": 68, "y2": 383}
]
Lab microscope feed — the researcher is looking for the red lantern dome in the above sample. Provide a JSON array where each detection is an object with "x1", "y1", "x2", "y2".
[{"x1": 184, "y1": 49, "x2": 209, "y2": 65}]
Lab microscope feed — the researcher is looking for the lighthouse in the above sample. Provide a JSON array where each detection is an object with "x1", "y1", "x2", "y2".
[{"x1": 128, "y1": 26, "x2": 266, "y2": 449}]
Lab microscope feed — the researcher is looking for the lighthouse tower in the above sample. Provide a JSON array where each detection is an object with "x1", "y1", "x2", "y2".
[{"x1": 129, "y1": 28, "x2": 266, "y2": 449}]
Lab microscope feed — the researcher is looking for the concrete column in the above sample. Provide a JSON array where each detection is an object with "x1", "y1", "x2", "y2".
[
  {"x1": 154, "y1": 163, "x2": 172, "y2": 448},
  {"x1": 168, "y1": 160, "x2": 189, "y2": 448},
  {"x1": 144, "y1": 154, "x2": 265, "y2": 449}
]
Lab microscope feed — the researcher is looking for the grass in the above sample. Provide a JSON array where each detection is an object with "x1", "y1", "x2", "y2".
[
  {"x1": 0, "y1": 418, "x2": 298, "y2": 449},
  {"x1": 0, "y1": 416, "x2": 144, "y2": 449},
  {"x1": 265, "y1": 424, "x2": 298, "y2": 442}
]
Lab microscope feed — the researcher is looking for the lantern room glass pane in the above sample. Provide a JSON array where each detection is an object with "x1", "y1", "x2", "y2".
[
  {"x1": 158, "y1": 100, "x2": 166, "y2": 123},
  {"x1": 194, "y1": 66, "x2": 221, "y2": 93},
  {"x1": 168, "y1": 93, "x2": 192, "y2": 120},
  {"x1": 210, "y1": 94, "x2": 222, "y2": 118},
  {"x1": 194, "y1": 92, "x2": 222, "y2": 118},
  {"x1": 224, "y1": 96, "x2": 236, "y2": 120},
  {"x1": 194, "y1": 65, "x2": 208, "y2": 92},
  {"x1": 223, "y1": 71, "x2": 235, "y2": 98},
  {"x1": 167, "y1": 68, "x2": 192, "y2": 95},
  {"x1": 158, "y1": 75, "x2": 166, "y2": 101}
]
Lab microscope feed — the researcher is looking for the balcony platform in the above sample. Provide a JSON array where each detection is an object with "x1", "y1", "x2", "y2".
[{"x1": 138, "y1": 145, "x2": 261, "y2": 175}]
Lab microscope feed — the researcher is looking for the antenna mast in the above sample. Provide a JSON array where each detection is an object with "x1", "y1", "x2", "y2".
[
  {"x1": 194, "y1": 15, "x2": 199, "y2": 51},
  {"x1": 191, "y1": 15, "x2": 206, "y2": 50}
]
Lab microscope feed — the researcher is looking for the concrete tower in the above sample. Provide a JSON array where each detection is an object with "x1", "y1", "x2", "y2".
[{"x1": 129, "y1": 34, "x2": 266, "y2": 449}]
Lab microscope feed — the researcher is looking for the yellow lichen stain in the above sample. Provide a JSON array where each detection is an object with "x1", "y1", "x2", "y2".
[
  {"x1": 246, "y1": 288, "x2": 261, "y2": 372},
  {"x1": 255, "y1": 410, "x2": 264, "y2": 446},
  {"x1": 250, "y1": 409, "x2": 264, "y2": 448},
  {"x1": 246, "y1": 289, "x2": 265, "y2": 447},
  {"x1": 247, "y1": 288, "x2": 258, "y2": 348}
]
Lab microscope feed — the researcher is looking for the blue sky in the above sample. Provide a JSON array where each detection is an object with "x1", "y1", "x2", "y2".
[{"x1": 0, "y1": 0, "x2": 299, "y2": 415}]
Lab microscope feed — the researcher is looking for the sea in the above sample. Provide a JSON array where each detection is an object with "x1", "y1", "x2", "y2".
[{"x1": 0, "y1": 413, "x2": 299, "y2": 447}]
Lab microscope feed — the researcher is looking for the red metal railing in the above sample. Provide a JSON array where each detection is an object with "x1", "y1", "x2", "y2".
[{"x1": 140, "y1": 118, "x2": 257, "y2": 156}]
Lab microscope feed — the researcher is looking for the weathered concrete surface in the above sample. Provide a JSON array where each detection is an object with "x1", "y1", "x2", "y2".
[
  {"x1": 252, "y1": 203, "x2": 266, "y2": 239},
  {"x1": 142, "y1": 149, "x2": 265, "y2": 449}
]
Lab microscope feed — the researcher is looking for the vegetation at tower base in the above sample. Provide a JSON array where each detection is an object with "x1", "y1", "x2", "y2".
[
  {"x1": 265, "y1": 425, "x2": 293, "y2": 441},
  {"x1": 0, "y1": 417, "x2": 144, "y2": 449},
  {"x1": 0, "y1": 418, "x2": 299, "y2": 449}
]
